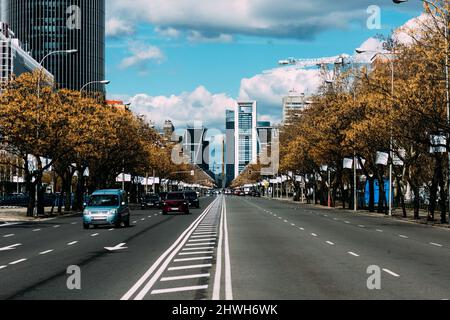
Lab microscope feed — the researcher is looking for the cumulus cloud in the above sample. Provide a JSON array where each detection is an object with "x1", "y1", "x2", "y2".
[
  {"x1": 107, "y1": 0, "x2": 421, "y2": 41},
  {"x1": 127, "y1": 86, "x2": 236, "y2": 130},
  {"x1": 106, "y1": 18, "x2": 135, "y2": 38},
  {"x1": 120, "y1": 42, "x2": 165, "y2": 69}
]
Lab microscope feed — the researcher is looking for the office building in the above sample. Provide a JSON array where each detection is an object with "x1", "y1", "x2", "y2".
[
  {"x1": 225, "y1": 110, "x2": 236, "y2": 186},
  {"x1": 183, "y1": 124, "x2": 210, "y2": 173},
  {"x1": 3, "y1": 0, "x2": 105, "y2": 93},
  {"x1": 234, "y1": 102, "x2": 258, "y2": 179},
  {"x1": 282, "y1": 90, "x2": 308, "y2": 123},
  {"x1": 0, "y1": 22, "x2": 53, "y2": 83}
]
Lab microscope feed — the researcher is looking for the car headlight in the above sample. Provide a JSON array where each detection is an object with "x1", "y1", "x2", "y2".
[
  {"x1": 84, "y1": 210, "x2": 92, "y2": 216},
  {"x1": 109, "y1": 209, "x2": 118, "y2": 215}
]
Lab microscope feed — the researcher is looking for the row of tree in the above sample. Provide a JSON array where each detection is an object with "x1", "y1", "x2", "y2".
[
  {"x1": 0, "y1": 72, "x2": 192, "y2": 217},
  {"x1": 280, "y1": 5, "x2": 449, "y2": 222}
]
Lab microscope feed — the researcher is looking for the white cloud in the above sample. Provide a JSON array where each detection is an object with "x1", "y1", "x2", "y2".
[
  {"x1": 106, "y1": 18, "x2": 135, "y2": 37},
  {"x1": 120, "y1": 42, "x2": 165, "y2": 69},
  {"x1": 107, "y1": 0, "x2": 422, "y2": 41},
  {"x1": 155, "y1": 26, "x2": 181, "y2": 39},
  {"x1": 128, "y1": 86, "x2": 236, "y2": 130}
]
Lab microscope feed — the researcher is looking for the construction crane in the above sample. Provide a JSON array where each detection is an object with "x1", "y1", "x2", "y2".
[{"x1": 278, "y1": 54, "x2": 355, "y2": 69}]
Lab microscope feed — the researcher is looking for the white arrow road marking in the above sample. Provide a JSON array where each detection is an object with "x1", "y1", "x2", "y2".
[
  {"x1": 105, "y1": 243, "x2": 128, "y2": 251},
  {"x1": 0, "y1": 244, "x2": 22, "y2": 251}
]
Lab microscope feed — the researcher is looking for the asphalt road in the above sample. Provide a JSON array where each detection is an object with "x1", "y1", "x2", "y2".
[{"x1": 1, "y1": 195, "x2": 450, "y2": 300}]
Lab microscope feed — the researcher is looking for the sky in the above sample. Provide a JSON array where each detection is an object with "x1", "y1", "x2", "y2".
[{"x1": 104, "y1": 0, "x2": 423, "y2": 132}]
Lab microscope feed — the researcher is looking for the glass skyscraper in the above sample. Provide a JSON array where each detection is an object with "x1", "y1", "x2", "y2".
[{"x1": 2, "y1": 0, "x2": 105, "y2": 93}]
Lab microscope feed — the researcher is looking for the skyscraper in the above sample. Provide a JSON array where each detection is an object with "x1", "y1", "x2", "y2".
[{"x1": 2, "y1": 0, "x2": 105, "y2": 93}]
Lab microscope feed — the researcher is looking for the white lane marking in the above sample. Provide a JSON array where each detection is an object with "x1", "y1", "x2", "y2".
[
  {"x1": 109, "y1": 228, "x2": 114, "y2": 231},
  {"x1": 53, "y1": 225, "x2": 61, "y2": 228},
  {"x1": 0, "y1": 243, "x2": 22, "y2": 251},
  {"x1": 186, "y1": 243, "x2": 215, "y2": 247},
  {"x1": 189, "y1": 238, "x2": 217, "y2": 242},
  {"x1": 213, "y1": 197, "x2": 225, "y2": 301},
  {"x1": 168, "y1": 264, "x2": 212, "y2": 271},
  {"x1": 345, "y1": 221, "x2": 350, "y2": 224},
  {"x1": 284, "y1": 220, "x2": 288, "y2": 223},
  {"x1": 383, "y1": 268, "x2": 400, "y2": 277},
  {"x1": 430, "y1": 242, "x2": 443, "y2": 247},
  {"x1": 182, "y1": 247, "x2": 214, "y2": 251},
  {"x1": 399, "y1": 235, "x2": 408, "y2": 239},
  {"x1": 179, "y1": 251, "x2": 214, "y2": 256},
  {"x1": 71, "y1": 222, "x2": 77, "y2": 225},
  {"x1": 348, "y1": 252, "x2": 360, "y2": 257},
  {"x1": 223, "y1": 197, "x2": 233, "y2": 300},
  {"x1": 32, "y1": 229, "x2": 41, "y2": 232},
  {"x1": 121, "y1": 199, "x2": 219, "y2": 300},
  {"x1": 3, "y1": 234, "x2": 14, "y2": 238},
  {"x1": 376, "y1": 229, "x2": 383, "y2": 232},
  {"x1": 132, "y1": 221, "x2": 137, "y2": 224},
  {"x1": 161, "y1": 274, "x2": 210, "y2": 282},
  {"x1": 193, "y1": 232, "x2": 217, "y2": 235},
  {"x1": 148, "y1": 216, "x2": 152, "y2": 218},
  {"x1": 291, "y1": 223, "x2": 295, "y2": 226},
  {"x1": 91, "y1": 233, "x2": 99, "y2": 237},
  {"x1": 9, "y1": 258, "x2": 27, "y2": 265},
  {"x1": 311, "y1": 233, "x2": 318, "y2": 237},
  {"x1": 39, "y1": 250, "x2": 54, "y2": 255},
  {"x1": 67, "y1": 241, "x2": 78, "y2": 246},
  {"x1": 298, "y1": 227, "x2": 305, "y2": 231},
  {"x1": 151, "y1": 285, "x2": 208, "y2": 295},
  {"x1": 191, "y1": 235, "x2": 218, "y2": 239},
  {"x1": 174, "y1": 257, "x2": 213, "y2": 262},
  {"x1": 0, "y1": 266, "x2": 6, "y2": 270},
  {"x1": 141, "y1": 218, "x2": 145, "y2": 221},
  {"x1": 105, "y1": 243, "x2": 127, "y2": 251},
  {"x1": 358, "y1": 225, "x2": 365, "y2": 228},
  {"x1": 326, "y1": 241, "x2": 335, "y2": 246},
  {"x1": 324, "y1": 215, "x2": 329, "y2": 217}
]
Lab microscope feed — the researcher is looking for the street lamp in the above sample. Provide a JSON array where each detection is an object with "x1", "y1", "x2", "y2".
[
  {"x1": 393, "y1": 0, "x2": 450, "y2": 222},
  {"x1": 34, "y1": 49, "x2": 77, "y2": 218},
  {"x1": 356, "y1": 48, "x2": 396, "y2": 216},
  {"x1": 80, "y1": 80, "x2": 111, "y2": 96}
]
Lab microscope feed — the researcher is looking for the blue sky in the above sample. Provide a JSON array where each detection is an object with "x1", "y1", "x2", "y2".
[{"x1": 105, "y1": 1, "x2": 423, "y2": 130}]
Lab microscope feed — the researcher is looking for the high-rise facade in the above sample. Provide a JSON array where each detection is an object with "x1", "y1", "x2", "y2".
[
  {"x1": 234, "y1": 102, "x2": 258, "y2": 179},
  {"x1": 2, "y1": 0, "x2": 105, "y2": 93},
  {"x1": 183, "y1": 125, "x2": 210, "y2": 173},
  {"x1": 282, "y1": 90, "x2": 308, "y2": 123}
]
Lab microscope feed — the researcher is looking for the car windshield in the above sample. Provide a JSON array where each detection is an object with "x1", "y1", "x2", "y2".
[
  {"x1": 185, "y1": 192, "x2": 197, "y2": 199},
  {"x1": 88, "y1": 195, "x2": 119, "y2": 207},
  {"x1": 167, "y1": 193, "x2": 185, "y2": 200}
]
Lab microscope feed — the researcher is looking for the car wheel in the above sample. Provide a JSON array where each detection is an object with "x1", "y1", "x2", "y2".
[{"x1": 83, "y1": 223, "x2": 90, "y2": 229}]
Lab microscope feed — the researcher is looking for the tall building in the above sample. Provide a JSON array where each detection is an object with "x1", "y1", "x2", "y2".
[
  {"x1": 282, "y1": 90, "x2": 308, "y2": 123},
  {"x1": 225, "y1": 110, "x2": 236, "y2": 186},
  {"x1": 2, "y1": 0, "x2": 105, "y2": 93},
  {"x1": 183, "y1": 124, "x2": 210, "y2": 173},
  {"x1": 163, "y1": 120, "x2": 175, "y2": 140},
  {"x1": 234, "y1": 102, "x2": 258, "y2": 179},
  {"x1": 257, "y1": 121, "x2": 273, "y2": 154},
  {"x1": 0, "y1": 22, "x2": 53, "y2": 83}
]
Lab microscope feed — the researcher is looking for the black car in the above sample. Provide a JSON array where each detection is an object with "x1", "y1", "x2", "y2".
[
  {"x1": 251, "y1": 190, "x2": 261, "y2": 197},
  {"x1": 141, "y1": 194, "x2": 162, "y2": 210},
  {"x1": 184, "y1": 191, "x2": 200, "y2": 209}
]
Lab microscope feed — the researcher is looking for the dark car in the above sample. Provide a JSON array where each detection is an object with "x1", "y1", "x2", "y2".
[
  {"x1": 158, "y1": 192, "x2": 168, "y2": 201},
  {"x1": 184, "y1": 191, "x2": 200, "y2": 209},
  {"x1": 141, "y1": 193, "x2": 162, "y2": 210},
  {"x1": 162, "y1": 192, "x2": 190, "y2": 215},
  {"x1": 251, "y1": 190, "x2": 261, "y2": 197}
]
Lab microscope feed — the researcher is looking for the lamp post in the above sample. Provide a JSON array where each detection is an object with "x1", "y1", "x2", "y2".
[
  {"x1": 356, "y1": 48, "x2": 395, "y2": 216},
  {"x1": 80, "y1": 80, "x2": 111, "y2": 97},
  {"x1": 34, "y1": 49, "x2": 77, "y2": 218},
  {"x1": 393, "y1": 0, "x2": 450, "y2": 221}
]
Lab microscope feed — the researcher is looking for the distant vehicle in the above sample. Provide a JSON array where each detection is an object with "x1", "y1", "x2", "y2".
[
  {"x1": 184, "y1": 191, "x2": 200, "y2": 209},
  {"x1": 141, "y1": 193, "x2": 162, "y2": 210},
  {"x1": 83, "y1": 189, "x2": 130, "y2": 229},
  {"x1": 162, "y1": 192, "x2": 190, "y2": 215},
  {"x1": 251, "y1": 190, "x2": 261, "y2": 197}
]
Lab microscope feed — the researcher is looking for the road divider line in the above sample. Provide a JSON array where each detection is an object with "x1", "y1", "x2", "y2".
[
  {"x1": 311, "y1": 233, "x2": 318, "y2": 237},
  {"x1": 383, "y1": 268, "x2": 400, "y2": 277},
  {"x1": 179, "y1": 251, "x2": 214, "y2": 256},
  {"x1": 430, "y1": 242, "x2": 443, "y2": 247},
  {"x1": 326, "y1": 241, "x2": 335, "y2": 246},
  {"x1": 9, "y1": 258, "x2": 27, "y2": 265},
  {"x1": 39, "y1": 250, "x2": 54, "y2": 255},
  {"x1": 213, "y1": 197, "x2": 225, "y2": 301},
  {"x1": 223, "y1": 197, "x2": 233, "y2": 300},
  {"x1": 186, "y1": 243, "x2": 215, "y2": 246},
  {"x1": 67, "y1": 241, "x2": 78, "y2": 246},
  {"x1": 0, "y1": 265, "x2": 6, "y2": 270},
  {"x1": 168, "y1": 264, "x2": 212, "y2": 271},
  {"x1": 191, "y1": 235, "x2": 218, "y2": 239},
  {"x1": 151, "y1": 285, "x2": 208, "y2": 295},
  {"x1": 348, "y1": 252, "x2": 360, "y2": 257},
  {"x1": 174, "y1": 257, "x2": 213, "y2": 262},
  {"x1": 121, "y1": 198, "x2": 219, "y2": 300},
  {"x1": 161, "y1": 274, "x2": 210, "y2": 282},
  {"x1": 91, "y1": 233, "x2": 99, "y2": 237},
  {"x1": 182, "y1": 247, "x2": 214, "y2": 251},
  {"x1": 399, "y1": 235, "x2": 408, "y2": 239},
  {"x1": 32, "y1": 229, "x2": 41, "y2": 232},
  {"x1": 189, "y1": 238, "x2": 217, "y2": 242},
  {"x1": 3, "y1": 234, "x2": 14, "y2": 238}
]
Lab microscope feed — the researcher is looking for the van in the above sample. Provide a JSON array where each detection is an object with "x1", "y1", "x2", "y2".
[{"x1": 83, "y1": 189, "x2": 130, "y2": 229}]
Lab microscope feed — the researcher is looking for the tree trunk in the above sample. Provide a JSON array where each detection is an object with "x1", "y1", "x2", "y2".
[{"x1": 368, "y1": 176, "x2": 375, "y2": 213}]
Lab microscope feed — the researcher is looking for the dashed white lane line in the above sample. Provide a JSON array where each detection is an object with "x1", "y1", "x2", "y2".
[
  {"x1": 430, "y1": 242, "x2": 443, "y2": 247},
  {"x1": 186, "y1": 243, "x2": 215, "y2": 247},
  {"x1": 109, "y1": 228, "x2": 114, "y2": 231},
  {"x1": 189, "y1": 238, "x2": 217, "y2": 242},
  {"x1": 326, "y1": 241, "x2": 335, "y2": 246},
  {"x1": 174, "y1": 257, "x2": 213, "y2": 262},
  {"x1": 291, "y1": 223, "x2": 295, "y2": 226},
  {"x1": 141, "y1": 218, "x2": 146, "y2": 221},
  {"x1": 333, "y1": 218, "x2": 339, "y2": 221},
  {"x1": 0, "y1": 265, "x2": 6, "y2": 270},
  {"x1": 53, "y1": 225, "x2": 61, "y2": 228},
  {"x1": 168, "y1": 264, "x2": 212, "y2": 271},
  {"x1": 9, "y1": 258, "x2": 27, "y2": 265},
  {"x1": 178, "y1": 251, "x2": 214, "y2": 256},
  {"x1": 376, "y1": 229, "x2": 383, "y2": 233},
  {"x1": 358, "y1": 225, "x2": 365, "y2": 228},
  {"x1": 344, "y1": 221, "x2": 350, "y2": 224},
  {"x1": 132, "y1": 221, "x2": 137, "y2": 224},
  {"x1": 71, "y1": 222, "x2": 77, "y2": 225},
  {"x1": 383, "y1": 268, "x2": 400, "y2": 277},
  {"x1": 39, "y1": 250, "x2": 54, "y2": 255},
  {"x1": 91, "y1": 233, "x2": 99, "y2": 237},
  {"x1": 191, "y1": 235, "x2": 217, "y2": 239},
  {"x1": 3, "y1": 234, "x2": 14, "y2": 238},
  {"x1": 284, "y1": 220, "x2": 288, "y2": 223},
  {"x1": 311, "y1": 233, "x2": 318, "y2": 237},
  {"x1": 348, "y1": 252, "x2": 360, "y2": 257},
  {"x1": 193, "y1": 232, "x2": 217, "y2": 235},
  {"x1": 182, "y1": 247, "x2": 214, "y2": 251},
  {"x1": 32, "y1": 229, "x2": 41, "y2": 232},
  {"x1": 151, "y1": 285, "x2": 208, "y2": 295},
  {"x1": 298, "y1": 227, "x2": 305, "y2": 231},
  {"x1": 161, "y1": 273, "x2": 211, "y2": 282},
  {"x1": 399, "y1": 235, "x2": 409, "y2": 239},
  {"x1": 67, "y1": 241, "x2": 78, "y2": 246}
]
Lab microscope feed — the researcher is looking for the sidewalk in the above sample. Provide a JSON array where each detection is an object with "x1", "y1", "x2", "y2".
[
  {"x1": 266, "y1": 196, "x2": 450, "y2": 230},
  {"x1": 0, "y1": 207, "x2": 79, "y2": 223}
]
